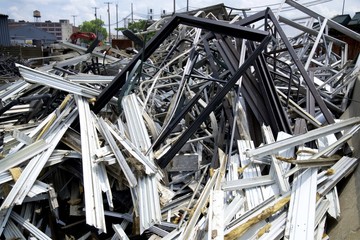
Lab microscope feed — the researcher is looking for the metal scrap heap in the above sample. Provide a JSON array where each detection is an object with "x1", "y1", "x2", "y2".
[{"x1": 1, "y1": 1, "x2": 360, "y2": 239}]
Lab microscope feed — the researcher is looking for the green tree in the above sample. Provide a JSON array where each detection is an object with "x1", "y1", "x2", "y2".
[
  {"x1": 79, "y1": 19, "x2": 107, "y2": 42},
  {"x1": 115, "y1": 19, "x2": 155, "y2": 43},
  {"x1": 127, "y1": 20, "x2": 148, "y2": 33}
]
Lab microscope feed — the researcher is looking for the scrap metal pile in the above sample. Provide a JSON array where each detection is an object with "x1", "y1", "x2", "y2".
[
  {"x1": 0, "y1": 54, "x2": 23, "y2": 81},
  {"x1": 1, "y1": 0, "x2": 360, "y2": 239}
]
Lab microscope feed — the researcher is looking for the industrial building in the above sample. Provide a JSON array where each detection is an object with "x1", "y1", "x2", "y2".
[
  {"x1": 7, "y1": 10, "x2": 74, "y2": 42},
  {"x1": 8, "y1": 24, "x2": 57, "y2": 46},
  {"x1": 8, "y1": 19, "x2": 73, "y2": 42},
  {"x1": 0, "y1": 14, "x2": 10, "y2": 46}
]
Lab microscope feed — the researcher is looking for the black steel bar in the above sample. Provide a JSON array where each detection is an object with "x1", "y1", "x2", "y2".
[
  {"x1": 267, "y1": 10, "x2": 335, "y2": 124},
  {"x1": 152, "y1": 84, "x2": 207, "y2": 151},
  {"x1": 0, "y1": 94, "x2": 52, "y2": 116},
  {"x1": 122, "y1": 29, "x2": 144, "y2": 46},
  {"x1": 85, "y1": 38, "x2": 100, "y2": 54},
  {"x1": 159, "y1": 38, "x2": 194, "y2": 68},
  {"x1": 235, "y1": 10, "x2": 268, "y2": 27},
  {"x1": 264, "y1": 53, "x2": 295, "y2": 108},
  {"x1": 241, "y1": 71, "x2": 272, "y2": 125},
  {"x1": 92, "y1": 14, "x2": 268, "y2": 113},
  {"x1": 93, "y1": 16, "x2": 181, "y2": 113},
  {"x1": 157, "y1": 35, "x2": 271, "y2": 168},
  {"x1": 223, "y1": 97, "x2": 241, "y2": 140},
  {"x1": 214, "y1": 41, "x2": 236, "y2": 74},
  {"x1": 215, "y1": 37, "x2": 273, "y2": 130},
  {"x1": 178, "y1": 14, "x2": 268, "y2": 41},
  {"x1": 248, "y1": 41, "x2": 292, "y2": 134},
  {"x1": 185, "y1": 74, "x2": 227, "y2": 84},
  {"x1": 211, "y1": 108, "x2": 226, "y2": 169},
  {"x1": 231, "y1": 8, "x2": 337, "y2": 125},
  {"x1": 202, "y1": 39, "x2": 220, "y2": 79},
  {"x1": 214, "y1": 34, "x2": 271, "y2": 130}
]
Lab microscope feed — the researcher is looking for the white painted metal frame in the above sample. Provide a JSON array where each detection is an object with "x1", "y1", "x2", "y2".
[
  {"x1": 17, "y1": 64, "x2": 103, "y2": 99},
  {"x1": 0, "y1": 140, "x2": 48, "y2": 174},
  {"x1": 262, "y1": 125, "x2": 290, "y2": 195},
  {"x1": 247, "y1": 117, "x2": 360, "y2": 158},
  {"x1": 122, "y1": 94, "x2": 161, "y2": 233},
  {"x1": 317, "y1": 156, "x2": 358, "y2": 196},
  {"x1": 285, "y1": 148, "x2": 318, "y2": 240},
  {"x1": 75, "y1": 95, "x2": 107, "y2": 232},
  {"x1": 10, "y1": 212, "x2": 51, "y2": 240},
  {"x1": 0, "y1": 100, "x2": 77, "y2": 235},
  {"x1": 112, "y1": 224, "x2": 130, "y2": 240},
  {"x1": 97, "y1": 117, "x2": 137, "y2": 187},
  {"x1": 3, "y1": 219, "x2": 26, "y2": 240}
]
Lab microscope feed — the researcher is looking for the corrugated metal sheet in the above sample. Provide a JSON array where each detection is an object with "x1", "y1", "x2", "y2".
[{"x1": 0, "y1": 14, "x2": 11, "y2": 46}]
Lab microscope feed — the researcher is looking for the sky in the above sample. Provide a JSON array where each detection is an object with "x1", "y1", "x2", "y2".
[{"x1": 1, "y1": 0, "x2": 359, "y2": 31}]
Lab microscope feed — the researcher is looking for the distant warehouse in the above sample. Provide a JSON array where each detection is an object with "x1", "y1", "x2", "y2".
[{"x1": 0, "y1": 14, "x2": 11, "y2": 46}]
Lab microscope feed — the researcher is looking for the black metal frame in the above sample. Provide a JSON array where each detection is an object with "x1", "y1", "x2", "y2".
[
  {"x1": 92, "y1": 8, "x2": 339, "y2": 169},
  {"x1": 157, "y1": 35, "x2": 271, "y2": 168},
  {"x1": 92, "y1": 13, "x2": 268, "y2": 113}
]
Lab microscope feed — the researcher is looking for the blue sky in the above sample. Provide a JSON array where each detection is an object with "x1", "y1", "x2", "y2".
[{"x1": 1, "y1": 0, "x2": 359, "y2": 30}]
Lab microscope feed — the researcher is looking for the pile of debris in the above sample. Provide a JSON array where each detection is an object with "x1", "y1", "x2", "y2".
[
  {"x1": 0, "y1": 54, "x2": 24, "y2": 81},
  {"x1": 1, "y1": 1, "x2": 360, "y2": 239}
]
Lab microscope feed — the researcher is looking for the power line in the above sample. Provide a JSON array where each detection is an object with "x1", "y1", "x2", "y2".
[
  {"x1": 227, "y1": 0, "x2": 333, "y2": 14},
  {"x1": 102, "y1": 0, "x2": 335, "y2": 29}
]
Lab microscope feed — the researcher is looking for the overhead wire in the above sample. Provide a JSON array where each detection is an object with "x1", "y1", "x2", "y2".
[{"x1": 103, "y1": 0, "x2": 334, "y2": 27}]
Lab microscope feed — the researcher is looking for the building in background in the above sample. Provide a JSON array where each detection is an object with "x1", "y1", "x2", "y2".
[
  {"x1": 8, "y1": 10, "x2": 74, "y2": 43},
  {"x1": 0, "y1": 14, "x2": 11, "y2": 46},
  {"x1": 32, "y1": 19, "x2": 73, "y2": 41},
  {"x1": 330, "y1": 12, "x2": 360, "y2": 60},
  {"x1": 9, "y1": 24, "x2": 57, "y2": 46}
]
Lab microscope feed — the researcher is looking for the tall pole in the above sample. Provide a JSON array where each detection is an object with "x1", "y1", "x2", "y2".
[
  {"x1": 187, "y1": 0, "x2": 189, "y2": 11},
  {"x1": 92, "y1": 7, "x2": 99, "y2": 35},
  {"x1": 342, "y1": 0, "x2": 346, "y2": 15},
  {"x1": 116, "y1": 3, "x2": 118, "y2": 39},
  {"x1": 131, "y1": 3, "x2": 134, "y2": 23},
  {"x1": 92, "y1": 7, "x2": 99, "y2": 20},
  {"x1": 104, "y1": 2, "x2": 112, "y2": 43},
  {"x1": 173, "y1": 0, "x2": 175, "y2": 14},
  {"x1": 71, "y1": 15, "x2": 77, "y2": 26}
]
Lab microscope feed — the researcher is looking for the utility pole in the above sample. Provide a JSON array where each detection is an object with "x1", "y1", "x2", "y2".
[
  {"x1": 187, "y1": 0, "x2": 189, "y2": 12},
  {"x1": 92, "y1": 7, "x2": 99, "y2": 35},
  {"x1": 71, "y1": 15, "x2": 77, "y2": 26},
  {"x1": 92, "y1": 7, "x2": 99, "y2": 20},
  {"x1": 342, "y1": 0, "x2": 346, "y2": 15},
  {"x1": 131, "y1": 3, "x2": 134, "y2": 23},
  {"x1": 116, "y1": 3, "x2": 118, "y2": 39},
  {"x1": 104, "y1": 2, "x2": 112, "y2": 43},
  {"x1": 173, "y1": 0, "x2": 175, "y2": 14}
]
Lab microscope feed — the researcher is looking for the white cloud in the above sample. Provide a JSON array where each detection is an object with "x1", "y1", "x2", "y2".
[{"x1": 1, "y1": 0, "x2": 359, "y2": 31}]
